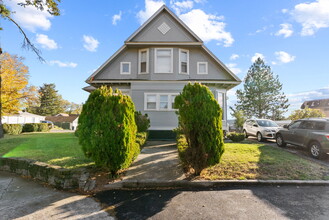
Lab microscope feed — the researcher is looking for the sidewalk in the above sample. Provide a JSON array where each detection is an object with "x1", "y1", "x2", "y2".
[
  {"x1": 0, "y1": 171, "x2": 112, "y2": 220},
  {"x1": 122, "y1": 141, "x2": 185, "y2": 181}
]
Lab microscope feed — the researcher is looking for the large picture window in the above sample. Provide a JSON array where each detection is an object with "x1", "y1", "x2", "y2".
[
  {"x1": 179, "y1": 49, "x2": 189, "y2": 74},
  {"x1": 139, "y1": 49, "x2": 149, "y2": 74},
  {"x1": 155, "y1": 48, "x2": 173, "y2": 73},
  {"x1": 145, "y1": 93, "x2": 178, "y2": 111}
]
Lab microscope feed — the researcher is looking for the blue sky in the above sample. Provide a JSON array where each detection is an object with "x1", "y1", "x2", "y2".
[{"x1": 2, "y1": 0, "x2": 329, "y2": 117}]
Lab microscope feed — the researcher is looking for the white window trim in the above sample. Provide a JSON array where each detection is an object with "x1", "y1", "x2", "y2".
[
  {"x1": 154, "y1": 48, "x2": 173, "y2": 74},
  {"x1": 138, "y1": 48, "x2": 149, "y2": 74},
  {"x1": 179, "y1": 49, "x2": 189, "y2": 75},
  {"x1": 144, "y1": 93, "x2": 179, "y2": 111},
  {"x1": 120, "y1": 62, "x2": 131, "y2": 75},
  {"x1": 197, "y1": 62, "x2": 208, "y2": 74}
]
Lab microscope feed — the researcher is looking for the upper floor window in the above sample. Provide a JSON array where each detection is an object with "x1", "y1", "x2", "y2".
[
  {"x1": 139, "y1": 49, "x2": 149, "y2": 74},
  {"x1": 179, "y1": 49, "x2": 189, "y2": 74},
  {"x1": 120, "y1": 62, "x2": 131, "y2": 75},
  {"x1": 155, "y1": 48, "x2": 173, "y2": 73},
  {"x1": 197, "y1": 62, "x2": 208, "y2": 74}
]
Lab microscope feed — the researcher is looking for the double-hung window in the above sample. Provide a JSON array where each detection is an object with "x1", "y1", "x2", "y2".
[
  {"x1": 139, "y1": 49, "x2": 149, "y2": 74},
  {"x1": 145, "y1": 93, "x2": 178, "y2": 111},
  {"x1": 179, "y1": 49, "x2": 189, "y2": 74},
  {"x1": 155, "y1": 48, "x2": 173, "y2": 73}
]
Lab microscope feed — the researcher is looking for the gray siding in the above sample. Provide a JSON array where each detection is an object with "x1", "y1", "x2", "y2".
[
  {"x1": 130, "y1": 82, "x2": 227, "y2": 130},
  {"x1": 95, "y1": 47, "x2": 235, "y2": 81},
  {"x1": 131, "y1": 11, "x2": 198, "y2": 42}
]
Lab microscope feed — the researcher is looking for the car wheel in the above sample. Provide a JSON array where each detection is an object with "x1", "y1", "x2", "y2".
[
  {"x1": 257, "y1": 132, "x2": 263, "y2": 142},
  {"x1": 309, "y1": 141, "x2": 324, "y2": 159},
  {"x1": 276, "y1": 134, "x2": 286, "y2": 147},
  {"x1": 243, "y1": 130, "x2": 248, "y2": 138}
]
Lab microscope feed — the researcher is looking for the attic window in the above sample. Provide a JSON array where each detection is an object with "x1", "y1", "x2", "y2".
[
  {"x1": 158, "y1": 22, "x2": 171, "y2": 35},
  {"x1": 197, "y1": 62, "x2": 208, "y2": 74},
  {"x1": 120, "y1": 62, "x2": 131, "y2": 74}
]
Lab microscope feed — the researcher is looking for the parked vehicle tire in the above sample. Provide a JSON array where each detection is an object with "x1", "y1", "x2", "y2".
[
  {"x1": 309, "y1": 141, "x2": 324, "y2": 159},
  {"x1": 276, "y1": 134, "x2": 286, "y2": 147},
  {"x1": 243, "y1": 130, "x2": 248, "y2": 138},
  {"x1": 257, "y1": 132, "x2": 263, "y2": 142}
]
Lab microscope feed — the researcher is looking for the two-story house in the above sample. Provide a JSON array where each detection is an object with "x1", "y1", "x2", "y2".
[{"x1": 84, "y1": 5, "x2": 241, "y2": 139}]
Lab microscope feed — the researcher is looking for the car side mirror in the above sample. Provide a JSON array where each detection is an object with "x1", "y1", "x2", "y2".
[
  {"x1": 283, "y1": 125, "x2": 288, "y2": 129},
  {"x1": 253, "y1": 124, "x2": 258, "y2": 127}
]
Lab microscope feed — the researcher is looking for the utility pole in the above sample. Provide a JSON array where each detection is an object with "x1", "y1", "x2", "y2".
[{"x1": 0, "y1": 47, "x2": 3, "y2": 138}]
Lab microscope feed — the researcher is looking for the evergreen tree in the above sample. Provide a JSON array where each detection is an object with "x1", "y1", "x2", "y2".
[
  {"x1": 235, "y1": 58, "x2": 289, "y2": 120},
  {"x1": 37, "y1": 83, "x2": 63, "y2": 116}
]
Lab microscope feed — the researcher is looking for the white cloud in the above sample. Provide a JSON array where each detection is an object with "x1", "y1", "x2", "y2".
[
  {"x1": 5, "y1": 0, "x2": 52, "y2": 32},
  {"x1": 251, "y1": 53, "x2": 265, "y2": 63},
  {"x1": 287, "y1": 86, "x2": 329, "y2": 111},
  {"x1": 275, "y1": 23, "x2": 293, "y2": 38},
  {"x1": 35, "y1": 34, "x2": 58, "y2": 50},
  {"x1": 83, "y1": 35, "x2": 99, "y2": 52},
  {"x1": 170, "y1": 0, "x2": 194, "y2": 14},
  {"x1": 112, "y1": 11, "x2": 122, "y2": 25},
  {"x1": 230, "y1": 54, "x2": 239, "y2": 60},
  {"x1": 291, "y1": 0, "x2": 329, "y2": 36},
  {"x1": 282, "y1": 9, "x2": 288, "y2": 14},
  {"x1": 226, "y1": 63, "x2": 242, "y2": 75},
  {"x1": 48, "y1": 60, "x2": 77, "y2": 68},
  {"x1": 137, "y1": 0, "x2": 164, "y2": 24},
  {"x1": 179, "y1": 9, "x2": 234, "y2": 47},
  {"x1": 274, "y1": 51, "x2": 296, "y2": 64}
]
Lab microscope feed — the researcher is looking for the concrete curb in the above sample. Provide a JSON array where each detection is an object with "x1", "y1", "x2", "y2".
[{"x1": 104, "y1": 179, "x2": 329, "y2": 189}]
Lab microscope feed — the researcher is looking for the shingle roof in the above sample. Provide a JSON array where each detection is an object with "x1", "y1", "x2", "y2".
[{"x1": 45, "y1": 114, "x2": 79, "y2": 123}]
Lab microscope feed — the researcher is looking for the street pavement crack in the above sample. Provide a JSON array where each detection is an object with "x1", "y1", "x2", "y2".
[{"x1": 0, "y1": 178, "x2": 13, "y2": 201}]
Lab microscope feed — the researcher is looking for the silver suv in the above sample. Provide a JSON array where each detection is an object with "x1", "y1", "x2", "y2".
[
  {"x1": 276, "y1": 118, "x2": 329, "y2": 159},
  {"x1": 243, "y1": 119, "x2": 280, "y2": 142}
]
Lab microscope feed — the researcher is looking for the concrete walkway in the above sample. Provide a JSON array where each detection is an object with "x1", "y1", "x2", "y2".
[
  {"x1": 0, "y1": 171, "x2": 113, "y2": 220},
  {"x1": 122, "y1": 141, "x2": 185, "y2": 181}
]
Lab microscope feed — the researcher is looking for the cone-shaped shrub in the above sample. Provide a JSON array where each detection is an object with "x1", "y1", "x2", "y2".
[
  {"x1": 175, "y1": 83, "x2": 224, "y2": 175},
  {"x1": 77, "y1": 86, "x2": 138, "y2": 174}
]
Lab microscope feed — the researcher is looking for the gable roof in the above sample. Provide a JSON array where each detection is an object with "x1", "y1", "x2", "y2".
[
  {"x1": 86, "y1": 5, "x2": 241, "y2": 84},
  {"x1": 45, "y1": 115, "x2": 79, "y2": 123},
  {"x1": 125, "y1": 5, "x2": 202, "y2": 43}
]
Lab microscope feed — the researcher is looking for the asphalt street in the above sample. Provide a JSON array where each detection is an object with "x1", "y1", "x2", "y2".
[{"x1": 95, "y1": 185, "x2": 329, "y2": 220}]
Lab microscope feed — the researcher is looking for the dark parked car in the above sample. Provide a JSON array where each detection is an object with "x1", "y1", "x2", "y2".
[{"x1": 276, "y1": 118, "x2": 329, "y2": 159}]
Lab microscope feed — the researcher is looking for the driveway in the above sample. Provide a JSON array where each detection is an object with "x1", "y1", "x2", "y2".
[
  {"x1": 0, "y1": 171, "x2": 113, "y2": 220},
  {"x1": 96, "y1": 185, "x2": 329, "y2": 220}
]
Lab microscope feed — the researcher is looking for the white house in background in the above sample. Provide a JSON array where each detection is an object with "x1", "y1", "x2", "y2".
[
  {"x1": 2, "y1": 112, "x2": 45, "y2": 124},
  {"x1": 45, "y1": 114, "x2": 79, "y2": 130}
]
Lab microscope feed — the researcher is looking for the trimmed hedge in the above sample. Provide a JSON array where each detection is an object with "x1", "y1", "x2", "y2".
[
  {"x1": 227, "y1": 132, "x2": 245, "y2": 142},
  {"x1": 135, "y1": 111, "x2": 150, "y2": 132},
  {"x1": 175, "y1": 83, "x2": 225, "y2": 175},
  {"x1": 136, "y1": 132, "x2": 148, "y2": 149},
  {"x1": 77, "y1": 86, "x2": 139, "y2": 175},
  {"x1": 3, "y1": 124, "x2": 23, "y2": 135},
  {"x1": 22, "y1": 123, "x2": 50, "y2": 132}
]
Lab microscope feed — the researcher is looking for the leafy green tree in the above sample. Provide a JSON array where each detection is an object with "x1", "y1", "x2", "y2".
[
  {"x1": 289, "y1": 108, "x2": 325, "y2": 120},
  {"x1": 0, "y1": 0, "x2": 60, "y2": 60},
  {"x1": 77, "y1": 86, "x2": 139, "y2": 175},
  {"x1": 229, "y1": 107, "x2": 246, "y2": 133},
  {"x1": 37, "y1": 83, "x2": 63, "y2": 116},
  {"x1": 235, "y1": 58, "x2": 289, "y2": 120},
  {"x1": 175, "y1": 83, "x2": 224, "y2": 175}
]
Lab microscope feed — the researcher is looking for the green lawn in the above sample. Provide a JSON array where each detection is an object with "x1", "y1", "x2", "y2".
[
  {"x1": 0, "y1": 133, "x2": 94, "y2": 169},
  {"x1": 200, "y1": 141, "x2": 329, "y2": 180}
]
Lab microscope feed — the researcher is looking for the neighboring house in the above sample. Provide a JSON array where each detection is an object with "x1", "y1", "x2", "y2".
[
  {"x1": 45, "y1": 114, "x2": 79, "y2": 130},
  {"x1": 2, "y1": 112, "x2": 45, "y2": 124},
  {"x1": 301, "y1": 99, "x2": 329, "y2": 117},
  {"x1": 84, "y1": 5, "x2": 241, "y2": 138}
]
